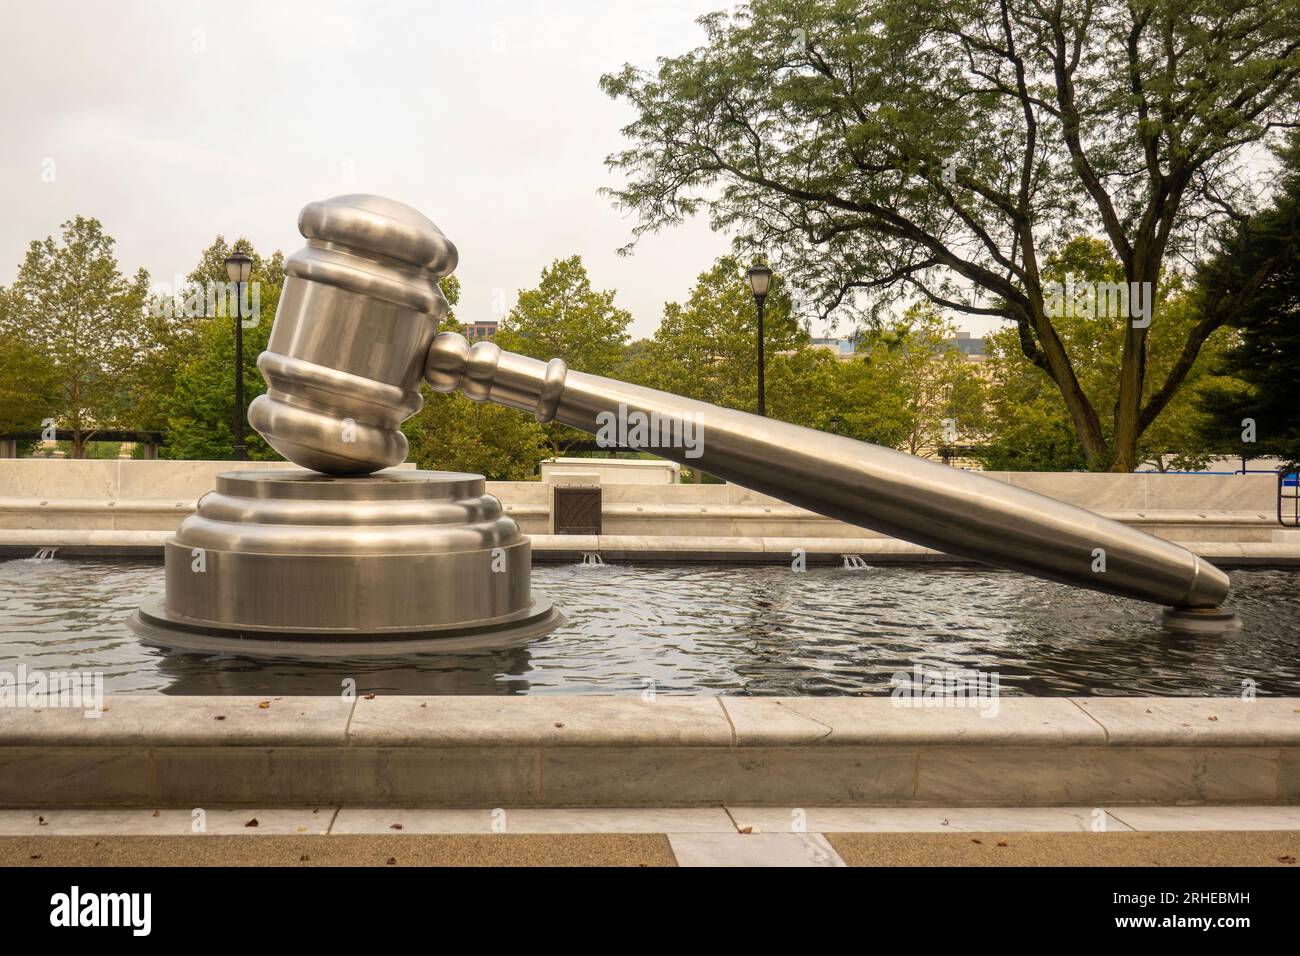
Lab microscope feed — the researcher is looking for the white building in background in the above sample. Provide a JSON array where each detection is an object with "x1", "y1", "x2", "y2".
[
  {"x1": 949, "y1": 331, "x2": 985, "y2": 362},
  {"x1": 807, "y1": 336, "x2": 859, "y2": 360}
]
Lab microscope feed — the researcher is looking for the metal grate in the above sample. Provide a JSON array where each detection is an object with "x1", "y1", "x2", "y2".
[
  {"x1": 1280, "y1": 471, "x2": 1300, "y2": 528},
  {"x1": 554, "y1": 487, "x2": 602, "y2": 535}
]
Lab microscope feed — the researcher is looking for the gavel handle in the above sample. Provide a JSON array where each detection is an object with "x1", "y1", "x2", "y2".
[{"x1": 424, "y1": 332, "x2": 1228, "y2": 609}]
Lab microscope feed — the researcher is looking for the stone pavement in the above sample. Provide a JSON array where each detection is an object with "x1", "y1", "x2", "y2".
[{"x1": 1, "y1": 806, "x2": 1297, "y2": 867}]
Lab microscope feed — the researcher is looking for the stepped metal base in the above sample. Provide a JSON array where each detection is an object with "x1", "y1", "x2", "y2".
[
  {"x1": 1159, "y1": 606, "x2": 1242, "y2": 634},
  {"x1": 130, "y1": 596, "x2": 563, "y2": 657},
  {"x1": 129, "y1": 468, "x2": 564, "y2": 656}
]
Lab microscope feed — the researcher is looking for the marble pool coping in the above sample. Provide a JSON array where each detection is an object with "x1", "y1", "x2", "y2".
[
  {"x1": 5, "y1": 532, "x2": 1300, "y2": 566},
  {"x1": 1, "y1": 696, "x2": 1297, "y2": 808}
]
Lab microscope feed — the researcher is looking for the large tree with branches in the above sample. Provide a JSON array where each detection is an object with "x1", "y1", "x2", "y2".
[{"x1": 601, "y1": 0, "x2": 1300, "y2": 470}]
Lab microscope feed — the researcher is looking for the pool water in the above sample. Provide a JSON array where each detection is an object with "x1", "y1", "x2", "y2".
[{"x1": 1, "y1": 557, "x2": 1297, "y2": 696}]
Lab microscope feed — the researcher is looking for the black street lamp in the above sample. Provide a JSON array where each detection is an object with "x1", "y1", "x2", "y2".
[
  {"x1": 225, "y1": 252, "x2": 253, "y2": 461},
  {"x1": 747, "y1": 263, "x2": 773, "y2": 417}
]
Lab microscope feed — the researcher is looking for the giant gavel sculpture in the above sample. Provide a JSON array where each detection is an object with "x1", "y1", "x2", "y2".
[{"x1": 131, "y1": 195, "x2": 1234, "y2": 654}]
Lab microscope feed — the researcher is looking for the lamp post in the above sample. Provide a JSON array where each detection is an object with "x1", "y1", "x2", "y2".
[
  {"x1": 225, "y1": 253, "x2": 253, "y2": 461},
  {"x1": 747, "y1": 264, "x2": 773, "y2": 417}
]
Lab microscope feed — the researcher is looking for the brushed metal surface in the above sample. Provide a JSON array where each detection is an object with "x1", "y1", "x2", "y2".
[
  {"x1": 142, "y1": 469, "x2": 560, "y2": 643},
  {"x1": 424, "y1": 331, "x2": 1231, "y2": 611},
  {"x1": 179, "y1": 194, "x2": 1232, "y2": 649},
  {"x1": 247, "y1": 195, "x2": 457, "y2": 475}
]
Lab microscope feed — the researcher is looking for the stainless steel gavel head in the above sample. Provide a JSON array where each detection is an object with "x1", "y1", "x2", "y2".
[{"x1": 247, "y1": 194, "x2": 457, "y2": 475}]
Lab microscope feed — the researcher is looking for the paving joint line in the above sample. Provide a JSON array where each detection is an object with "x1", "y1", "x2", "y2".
[
  {"x1": 1068, "y1": 698, "x2": 1111, "y2": 744},
  {"x1": 716, "y1": 697, "x2": 737, "y2": 747},
  {"x1": 774, "y1": 700, "x2": 834, "y2": 741}
]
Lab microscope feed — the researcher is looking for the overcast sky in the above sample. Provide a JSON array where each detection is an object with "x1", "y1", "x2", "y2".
[
  {"x1": 0, "y1": 0, "x2": 1007, "y2": 340},
  {"x1": 0, "y1": 1, "x2": 707, "y2": 338}
]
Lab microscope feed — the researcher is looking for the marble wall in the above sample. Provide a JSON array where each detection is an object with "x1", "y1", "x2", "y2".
[{"x1": 0, "y1": 459, "x2": 1281, "y2": 539}]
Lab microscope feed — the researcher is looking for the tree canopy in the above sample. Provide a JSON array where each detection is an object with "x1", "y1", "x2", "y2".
[
  {"x1": 0, "y1": 216, "x2": 150, "y2": 455},
  {"x1": 1194, "y1": 133, "x2": 1300, "y2": 467},
  {"x1": 494, "y1": 255, "x2": 634, "y2": 455},
  {"x1": 626, "y1": 255, "x2": 806, "y2": 412},
  {"x1": 972, "y1": 236, "x2": 1235, "y2": 471},
  {"x1": 0, "y1": 284, "x2": 60, "y2": 449},
  {"x1": 602, "y1": 0, "x2": 1300, "y2": 470},
  {"x1": 156, "y1": 237, "x2": 283, "y2": 461},
  {"x1": 494, "y1": 255, "x2": 632, "y2": 376},
  {"x1": 403, "y1": 276, "x2": 553, "y2": 478}
]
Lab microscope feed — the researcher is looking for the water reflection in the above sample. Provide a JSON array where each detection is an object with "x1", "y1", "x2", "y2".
[
  {"x1": 1, "y1": 557, "x2": 1298, "y2": 697},
  {"x1": 150, "y1": 645, "x2": 537, "y2": 696}
]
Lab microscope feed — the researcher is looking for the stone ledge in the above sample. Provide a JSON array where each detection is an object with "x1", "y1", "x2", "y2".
[
  {"x1": 721, "y1": 698, "x2": 1105, "y2": 747},
  {"x1": 6, "y1": 531, "x2": 1299, "y2": 566},
  {"x1": 1073, "y1": 698, "x2": 1300, "y2": 746},
  {"x1": 0, "y1": 744, "x2": 1292, "y2": 808},
  {"x1": 0, "y1": 696, "x2": 1297, "y2": 808},
  {"x1": 346, "y1": 696, "x2": 732, "y2": 748},
  {"x1": 1, "y1": 697, "x2": 1296, "y2": 750},
  {"x1": 0, "y1": 696, "x2": 354, "y2": 747},
  {"x1": 0, "y1": 497, "x2": 198, "y2": 513}
]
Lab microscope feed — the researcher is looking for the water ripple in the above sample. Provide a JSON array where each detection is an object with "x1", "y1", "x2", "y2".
[{"x1": 0, "y1": 557, "x2": 1297, "y2": 697}]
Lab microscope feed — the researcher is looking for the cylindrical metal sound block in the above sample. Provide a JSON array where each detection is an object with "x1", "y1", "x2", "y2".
[
  {"x1": 131, "y1": 469, "x2": 561, "y2": 651},
  {"x1": 248, "y1": 195, "x2": 458, "y2": 475}
]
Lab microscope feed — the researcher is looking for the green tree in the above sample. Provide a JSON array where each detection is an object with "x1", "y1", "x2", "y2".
[
  {"x1": 1195, "y1": 133, "x2": 1300, "y2": 467},
  {"x1": 972, "y1": 237, "x2": 1234, "y2": 471},
  {"x1": 403, "y1": 276, "x2": 552, "y2": 478},
  {"x1": 764, "y1": 345, "x2": 920, "y2": 448},
  {"x1": 634, "y1": 255, "x2": 807, "y2": 413},
  {"x1": 0, "y1": 216, "x2": 150, "y2": 456},
  {"x1": 159, "y1": 238, "x2": 283, "y2": 460},
  {"x1": 973, "y1": 327, "x2": 1091, "y2": 471},
  {"x1": 495, "y1": 256, "x2": 632, "y2": 374},
  {"x1": 629, "y1": 258, "x2": 974, "y2": 463},
  {"x1": 854, "y1": 305, "x2": 983, "y2": 457},
  {"x1": 0, "y1": 286, "x2": 60, "y2": 452},
  {"x1": 494, "y1": 256, "x2": 633, "y2": 455},
  {"x1": 602, "y1": 0, "x2": 1300, "y2": 471}
]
